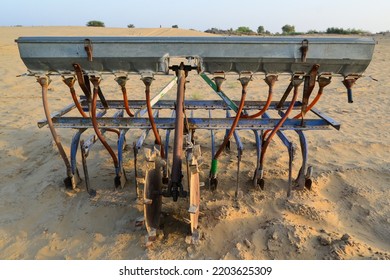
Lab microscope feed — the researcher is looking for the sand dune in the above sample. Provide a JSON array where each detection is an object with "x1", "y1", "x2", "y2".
[{"x1": 0, "y1": 26, "x2": 389, "y2": 260}]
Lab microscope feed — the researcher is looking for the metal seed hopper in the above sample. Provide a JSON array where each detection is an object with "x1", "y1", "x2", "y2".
[{"x1": 16, "y1": 36, "x2": 375, "y2": 242}]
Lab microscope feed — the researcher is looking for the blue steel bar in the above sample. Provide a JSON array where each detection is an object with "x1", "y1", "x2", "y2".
[
  {"x1": 48, "y1": 116, "x2": 333, "y2": 130},
  {"x1": 37, "y1": 102, "x2": 76, "y2": 128},
  {"x1": 91, "y1": 100, "x2": 302, "y2": 111},
  {"x1": 307, "y1": 105, "x2": 341, "y2": 130}
]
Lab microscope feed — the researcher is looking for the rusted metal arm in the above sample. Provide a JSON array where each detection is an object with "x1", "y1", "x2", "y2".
[
  {"x1": 293, "y1": 75, "x2": 332, "y2": 119},
  {"x1": 63, "y1": 76, "x2": 120, "y2": 136},
  {"x1": 115, "y1": 76, "x2": 134, "y2": 117},
  {"x1": 73, "y1": 63, "x2": 92, "y2": 103},
  {"x1": 260, "y1": 75, "x2": 303, "y2": 167},
  {"x1": 342, "y1": 76, "x2": 359, "y2": 103},
  {"x1": 89, "y1": 76, "x2": 119, "y2": 169},
  {"x1": 63, "y1": 76, "x2": 88, "y2": 118},
  {"x1": 213, "y1": 73, "x2": 251, "y2": 160},
  {"x1": 241, "y1": 74, "x2": 277, "y2": 119},
  {"x1": 276, "y1": 80, "x2": 294, "y2": 109},
  {"x1": 170, "y1": 67, "x2": 186, "y2": 187},
  {"x1": 142, "y1": 75, "x2": 165, "y2": 158},
  {"x1": 300, "y1": 64, "x2": 320, "y2": 119},
  {"x1": 38, "y1": 76, "x2": 75, "y2": 188}
]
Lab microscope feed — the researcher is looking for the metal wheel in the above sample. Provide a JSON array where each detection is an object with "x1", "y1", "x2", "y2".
[{"x1": 144, "y1": 168, "x2": 162, "y2": 240}]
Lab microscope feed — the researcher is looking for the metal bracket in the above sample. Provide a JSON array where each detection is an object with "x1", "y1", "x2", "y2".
[
  {"x1": 84, "y1": 39, "x2": 93, "y2": 62},
  {"x1": 300, "y1": 39, "x2": 309, "y2": 62}
]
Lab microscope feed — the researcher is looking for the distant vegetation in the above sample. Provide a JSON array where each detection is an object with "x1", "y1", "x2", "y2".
[
  {"x1": 86, "y1": 20, "x2": 105, "y2": 27},
  {"x1": 235, "y1": 26, "x2": 256, "y2": 35},
  {"x1": 326, "y1": 27, "x2": 367, "y2": 35},
  {"x1": 205, "y1": 25, "x2": 370, "y2": 36},
  {"x1": 205, "y1": 26, "x2": 269, "y2": 36},
  {"x1": 81, "y1": 21, "x2": 372, "y2": 35},
  {"x1": 281, "y1": 24, "x2": 295, "y2": 34}
]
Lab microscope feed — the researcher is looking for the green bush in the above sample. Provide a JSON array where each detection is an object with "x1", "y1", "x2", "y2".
[
  {"x1": 282, "y1": 24, "x2": 295, "y2": 34},
  {"x1": 257, "y1": 26, "x2": 265, "y2": 34},
  {"x1": 236, "y1": 26, "x2": 254, "y2": 34},
  {"x1": 326, "y1": 27, "x2": 367, "y2": 35},
  {"x1": 86, "y1": 20, "x2": 105, "y2": 27}
]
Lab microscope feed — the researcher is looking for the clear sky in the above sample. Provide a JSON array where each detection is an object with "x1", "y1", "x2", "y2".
[{"x1": 1, "y1": 0, "x2": 389, "y2": 33}]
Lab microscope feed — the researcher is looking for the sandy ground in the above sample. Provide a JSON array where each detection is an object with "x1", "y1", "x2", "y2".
[{"x1": 0, "y1": 26, "x2": 389, "y2": 260}]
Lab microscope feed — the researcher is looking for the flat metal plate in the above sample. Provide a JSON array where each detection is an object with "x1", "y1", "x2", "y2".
[{"x1": 16, "y1": 36, "x2": 375, "y2": 76}]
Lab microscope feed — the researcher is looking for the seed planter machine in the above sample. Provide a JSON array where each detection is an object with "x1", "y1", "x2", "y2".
[{"x1": 16, "y1": 36, "x2": 375, "y2": 241}]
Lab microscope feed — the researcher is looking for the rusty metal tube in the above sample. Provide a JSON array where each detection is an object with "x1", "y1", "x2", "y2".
[
  {"x1": 63, "y1": 77, "x2": 88, "y2": 118},
  {"x1": 73, "y1": 63, "x2": 92, "y2": 102},
  {"x1": 300, "y1": 64, "x2": 320, "y2": 118},
  {"x1": 276, "y1": 81, "x2": 293, "y2": 109},
  {"x1": 143, "y1": 76, "x2": 165, "y2": 158},
  {"x1": 260, "y1": 77, "x2": 303, "y2": 167},
  {"x1": 241, "y1": 74, "x2": 277, "y2": 119},
  {"x1": 213, "y1": 75, "x2": 250, "y2": 160},
  {"x1": 115, "y1": 76, "x2": 134, "y2": 117},
  {"x1": 170, "y1": 69, "x2": 186, "y2": 184},
  {"x1": 89, "y1": 76, "x2": 119, "y2": 168},
  {"x1": 342, "y1": 77, "x2": 358, "y2": 104},
  {"x1": 293, "y1": 75, "x2": 331, "y2": 119},
  {"x1": 64, "y1": 76, "x2": 120, "y2": 136},
  {"x1": 38, "y1": 76, "x2": 72, "y2": 177}
]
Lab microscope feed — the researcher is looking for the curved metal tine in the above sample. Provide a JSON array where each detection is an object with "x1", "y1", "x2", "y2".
[
  {"x1": 70, "y1": 128, "x2": 87, "y2": 184},
  {"x1": 271, "y1": 110, "x2": 296, "y2": 196},
  {"x1": 80, "y1": 139, "x2": 96, "y2": 197},
  {"x1": 252, "y1": 129, "x2": 262, "y2": 187},
  {"x1": 117, "y1": 129, "x2": 129, "y2": 189},
  {"x1": 76, "y1": 110, "x2": 108, "y2": 195},
  {"x1": 277, "y1": 109, "x2": 309, "y2": 191},
  {"x1": 295, "y1": 130, "x2": 309, "y2": 190}
]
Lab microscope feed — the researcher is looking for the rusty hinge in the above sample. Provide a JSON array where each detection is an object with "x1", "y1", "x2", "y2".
[
  {"x1": 300, "y1": 39, "x2": 309, "y2": 62},
  {"x1": 84, "y1": 39, "x2": 93, "y2": 62}
]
